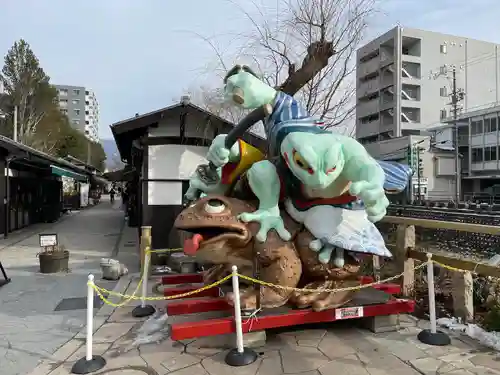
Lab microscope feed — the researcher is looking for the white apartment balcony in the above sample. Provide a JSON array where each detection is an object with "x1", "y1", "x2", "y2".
[
  {"x1": 357, "y1": 118, "x2": 380, "y2": 138},
  {"x1": 357, "y1": 78, "x2": 379, "y2": 99},
  {"x1": 379, "y1": 50, "x2": 394, "y2": 67},
  {"x1": 358, "y1": 58, "x2": 380, "y2": 78},
  {"x1": 357, "y1": 99, "x2": 380, "y2": 117},
  {"x1": 401, "y1": 61, "x2": 421, "y2": 80},
  {"x1": 471, "y1": 161, "x2": 499, "y2": 171}
]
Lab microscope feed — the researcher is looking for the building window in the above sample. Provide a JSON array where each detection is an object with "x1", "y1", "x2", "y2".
[
  {"x1": 72, "y1": 99, "x2": 79, "y2": 105},
  {"x1": 72, "y1": 119, "x2": 80, "y2": 125},
  {"x1": 440, "y1": 109, "x2": 447, "y2": 120},
  {"x1": 484, "y1": 118, "x2": 492, "y2": 133},
  {"x1": 73, "y1": 89, "x2": 80, "y2": 95},
  {"x1": 61, "y1": 109, "x2": 68, "y2": 115},
  {"x1": 491, "y1": 117, "x2": 498, "y2": 132},
  {"x1": 59, "y1": 99, "x2": 68, "y2": 108},
  {"x1": 485, "y1": 146, "x2": 497, "y2": 161},
  {"x1": 59, "y1": 89, "x2": 68, "y2": 96},
  {"x1": 471, "y1": 147, "x2": 483, "y2": 163},
  {"x1": 440, "y1": 44, "x2": 447, "y2": 54},
  {"x1": 85, "y1": 110, "x2": 89, "y2": 115},
  {"x1": 74, "y1": 109, "x2": 80, "y2": 115},
  {"x1": 439, "y1": 87, "x2": 447, "y2": 97},
  {"x1": 85, "y1": 120, "x2": 89, "y2": 125},
  {"x1": 471, "y1": 120, "x2": 483, "y2": 135},
  {"x1": 85, "y1": 101, "x2": 89, "y2": 105},
  {"x1": 85, "y1": 90, "x2": 89, "y2": 95}
]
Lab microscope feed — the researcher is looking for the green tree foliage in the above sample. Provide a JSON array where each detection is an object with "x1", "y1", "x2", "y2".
[
  {"x1": 0, "y1": 39, "x2": 54, "y2": 142},
  {"x1": 55, "y1": 130, "x2": 106, "y2": 171},
  {"x1": 0, "y1": 39, "x2": 106, "y2": 171}
]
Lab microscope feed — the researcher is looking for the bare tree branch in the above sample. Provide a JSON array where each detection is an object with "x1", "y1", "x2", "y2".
[{"x1": 190, "y1": 0, "x2": 375, "y2": 136}]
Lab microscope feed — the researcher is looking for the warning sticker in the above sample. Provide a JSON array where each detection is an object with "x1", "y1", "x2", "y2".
[{"x1": 335, "y1": 306, "x2": 364, "y2": 320}]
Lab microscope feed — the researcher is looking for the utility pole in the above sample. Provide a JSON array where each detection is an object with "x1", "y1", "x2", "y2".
[
  {"x1": 431, "y1": 64, "x2": 465, "y2": 203},
  {"x1": 13, "y1": 106, "x2": 18, "y2": 142},
  {"x1": 450, "y1": 67, "x2": 466, "y2": 203},
  {"x1": 416, "y1": 146, "x2": 421, "y2": 200}
]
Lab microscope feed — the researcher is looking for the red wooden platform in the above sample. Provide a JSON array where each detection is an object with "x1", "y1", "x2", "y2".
[{"x1": 161, "y1": 272, "x2": 415, "y2": 341}]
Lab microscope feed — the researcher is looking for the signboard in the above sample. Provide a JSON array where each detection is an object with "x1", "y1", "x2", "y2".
[
  {"x1": 335, "y1": 306, "x2": 364, "y2": 320},
  {"x1": 412, "y1": 177, "x2": 428, "y2": 184},
  {"x1": 39, "y1": 234, "x2": 58, "y2": 247}
]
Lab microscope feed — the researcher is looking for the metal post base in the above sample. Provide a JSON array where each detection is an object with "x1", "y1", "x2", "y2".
[
  {"x1": 71, "y1": 355, "x2": 106, "y2": 374},
  {"x1": 132, "y1": 304, "x2": 156, "y2": 318},
  {"x1": 417, "y1": 329, "x2": 451, "y2": 346},
  {"x1": 225, "y1": 347, "x2": 258, "y2": 367}
]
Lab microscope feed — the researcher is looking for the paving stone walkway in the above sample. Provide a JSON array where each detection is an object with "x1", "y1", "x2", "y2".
[
  {"x1": 0, "y1": 197, "x2": 132, "y2": 375},
  {"x1": 27, "y1": 277, "x2": 500, "y2": 375}
]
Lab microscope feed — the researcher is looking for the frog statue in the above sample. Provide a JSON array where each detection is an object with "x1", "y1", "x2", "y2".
[
  {"x1": 185, "y1": 64, "x2": 413, "y2": 268},
  {"x1": 175, "y1": 195, "x2": 365, "y2": 312}
]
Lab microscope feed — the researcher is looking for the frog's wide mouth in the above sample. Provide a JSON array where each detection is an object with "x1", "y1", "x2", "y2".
[{"x1": 180, "y1": 225, "x2": 250, "y2": 255}]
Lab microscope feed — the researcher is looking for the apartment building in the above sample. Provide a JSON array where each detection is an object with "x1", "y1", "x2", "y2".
[
  {"x1": 355, "y1": 26, "x2": 500, "y2": 201},
  {"x1": 432, "y1": 105, "x2": 500, "y2": 197},
  {"x1": 356, "y1": 26, "x2": 500, "y2": 145},
  {"x1": 55, "y1": 85, "x2": 99, "y2": 142}
]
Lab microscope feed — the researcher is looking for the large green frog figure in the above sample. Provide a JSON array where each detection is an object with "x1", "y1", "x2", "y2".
[{"x1": 186, "y1": 65, "x2": 412, "y2": 267}]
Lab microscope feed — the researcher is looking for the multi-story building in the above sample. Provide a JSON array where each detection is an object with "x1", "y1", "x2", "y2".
[
  {"x1": 55, "y1": 85, "x2": 99, "y2": 142},
  {"x1": 356, "y1": 26, "x2": 500, "y2": 201},
  {"x1": 356, "y1": 26, "x2": 500, "y2": 145},
  {"x1": 431, "y1": 105, "x2": 500, "y2": 199}
]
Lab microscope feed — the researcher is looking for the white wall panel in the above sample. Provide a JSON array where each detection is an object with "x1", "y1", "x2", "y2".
[
  {"x1": 148, "y1": 181, "x2": 183, "y2": 205},
  {"x1": 148, "y1": 144, "x2": 208, "y2": 180}
]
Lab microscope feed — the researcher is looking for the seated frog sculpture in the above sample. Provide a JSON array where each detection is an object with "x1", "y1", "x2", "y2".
[
  {"x1": 175, "y1": 195, "x2": 368, "y2": 311},
  {"x1": 186, "y1": 64, "x2": 413, "y2": 267},
  {"x1": 174, "y1": 195, "x2": 302, "y2": 310}
]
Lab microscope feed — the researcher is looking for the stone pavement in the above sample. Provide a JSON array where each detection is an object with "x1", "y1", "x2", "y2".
[
  {"x1": 27, "y1": 275, "x2": 500, "y2": 375},
  {"x1": 0, "y1": 196, "x2": 136, "y2": 375}
]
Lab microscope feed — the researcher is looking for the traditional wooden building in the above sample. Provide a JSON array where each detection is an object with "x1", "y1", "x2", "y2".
[
  {"x1": 111, "y1": 98, "x2": 265, "y2": 249},
  {"x1": 0, "y1": 135, "x2": 95, "y2": 237}
]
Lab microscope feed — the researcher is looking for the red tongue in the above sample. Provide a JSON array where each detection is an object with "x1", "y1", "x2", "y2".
[{"x1": 184, "y1": 234, "x2": 203, "y2": 255}]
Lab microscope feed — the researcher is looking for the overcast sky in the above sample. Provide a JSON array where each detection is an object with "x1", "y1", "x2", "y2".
[{"x1": 1, "y1": 0, "x2": 499, "y2": 140}]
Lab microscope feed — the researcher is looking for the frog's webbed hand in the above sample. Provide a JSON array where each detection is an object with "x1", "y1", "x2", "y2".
[
  {"x1": 238, "y1": 160, "x2": 291, "y2": 242},
  {"x1": 309, "y1": 238, "x2": 346, "y2": 267},
  {"x1": 184, "y1": 170, "x2": 226, "y2": 201}
]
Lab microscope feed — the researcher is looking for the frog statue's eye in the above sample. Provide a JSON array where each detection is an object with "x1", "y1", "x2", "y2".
[
  {"x1": 204, "y1": 199, "x2": 226, "y2": 214},
  {"x1": 292, "y1": 149, "x2": 314, "y2": 174}
]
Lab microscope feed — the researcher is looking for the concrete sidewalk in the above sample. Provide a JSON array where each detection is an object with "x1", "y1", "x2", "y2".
[
  {"x1": 0, "y1": 196, "x2": 136, "y2": 375},
  {"x1": 26, "y1": 281, "x2": 500, "y2": 375}
]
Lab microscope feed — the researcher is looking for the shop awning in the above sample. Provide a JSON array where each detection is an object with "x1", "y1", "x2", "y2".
[
  {"x1": 90, "y1": 175, "x2": 109, "y2": 186},
  {"x1": 50, "y1": 165, "x2": 87, "y2": 181}
]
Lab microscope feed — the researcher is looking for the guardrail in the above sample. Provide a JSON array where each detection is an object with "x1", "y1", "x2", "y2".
[{"x1": 380, "y1": 216, "x2": 500, "y2": 322}]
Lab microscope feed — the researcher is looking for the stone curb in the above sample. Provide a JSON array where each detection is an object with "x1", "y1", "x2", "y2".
[{"x1": 26, "y1": 274, "x2": 136, "y2": 375}]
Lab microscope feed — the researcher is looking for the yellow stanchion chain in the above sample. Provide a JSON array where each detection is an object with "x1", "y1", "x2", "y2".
[
  {"x1": 237, "y1": 262, "x2": 428, "y2": 293},
  {"x1": 90, "y1": 246, "x2": 482, "y2": 308},
  {"x1": 92, "y1": 275, "x2": 232, "y2": 305},
  {"x1": 432, "y1": 260, "x2": 470, "y2": 273},
  {"x1": 92, "y1": 277, "x2": 143, "y2": 308}
]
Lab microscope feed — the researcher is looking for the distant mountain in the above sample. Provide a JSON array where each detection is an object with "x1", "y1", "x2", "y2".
[{"x1": 101, "y1": 138, "x2": 122, "y2": 169}]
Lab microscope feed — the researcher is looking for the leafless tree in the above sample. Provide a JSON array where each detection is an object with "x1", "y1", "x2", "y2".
[{"x1": 192, "y1": 0, "x2": 375, "y2": 136}]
